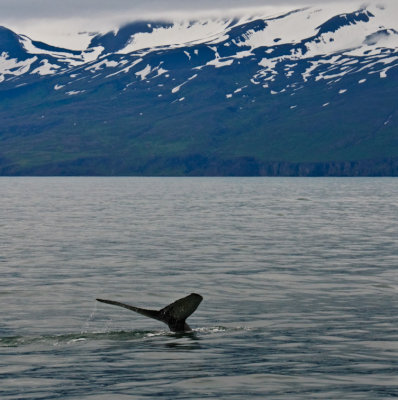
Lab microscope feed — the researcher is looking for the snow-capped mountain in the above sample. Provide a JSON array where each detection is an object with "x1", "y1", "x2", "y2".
[
  {"x1": 1, "y1": 3, "x2": 398, "y2": 175},
  {"x1": 2, "y1": 4, "x2": 398, "y2": 90}
]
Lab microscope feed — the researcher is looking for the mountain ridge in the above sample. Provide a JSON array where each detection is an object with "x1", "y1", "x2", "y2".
[{"x1": 0, "y1": 3, "x2": 398, "y2": 176}]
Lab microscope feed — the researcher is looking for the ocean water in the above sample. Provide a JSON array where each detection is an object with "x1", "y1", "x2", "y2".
[{"x1": 0, "y1": 177, "x2": 397, "y2": 399}]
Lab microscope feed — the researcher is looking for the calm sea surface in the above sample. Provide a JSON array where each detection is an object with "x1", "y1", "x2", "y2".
[{"x1": 0, "y1": 177, "x2": 397, "y2": 399}]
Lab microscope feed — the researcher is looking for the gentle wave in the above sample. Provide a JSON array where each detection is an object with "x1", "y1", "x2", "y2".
[
  {"x1": 0, "y1": 331, "x2": 162, "y2": 348},
  {"x1": 0, "y1": 326, "x2": 252, "y2": 348},
  {"x1": 1, "y1": 177, "x2": 397, "y2": 400}
]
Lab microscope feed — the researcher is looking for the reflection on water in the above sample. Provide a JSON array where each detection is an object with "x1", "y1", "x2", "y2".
[{"x1": 0, "y1": 177, "x2": 397, "y2": 399}]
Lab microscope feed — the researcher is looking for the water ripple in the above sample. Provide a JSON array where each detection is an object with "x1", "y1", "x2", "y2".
[{"x1": 0, "y1": 177, "x2": 397, "y2": 399}]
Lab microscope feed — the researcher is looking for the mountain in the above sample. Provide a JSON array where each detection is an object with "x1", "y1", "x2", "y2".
[{"x1": 1, "y1": 3, "x2": 398, "y2": 176}]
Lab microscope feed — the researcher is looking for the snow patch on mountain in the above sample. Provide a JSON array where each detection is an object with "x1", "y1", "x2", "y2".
[
  {"x1": 136, "y1": 64, "x2": 152, "y2": 80},
  {"x1": 0, "y1": 52, "x2": 37, "y2": 81},
  {"x1": 87, "y1": 59, "x2": 119, "y2": 72},
  {"x1": 31, "y1": 59, "x2": 60, "y2": 75},
  {"x1": 82, "y1": 46, "x2": 105, "y2": 63},
  {"x1": 171, "y1": 73, "x2": 198, "y2": 93},
  {"x1": 206, "y1": 57, "x2": 234, "y2": 68},
  {"x1": 118, "y1": 19, "x2": 235, "y2": 54},
  {"x1": 234, "y1": 4, "x2": 367, "y2": 50},
  {"x1": 66, "y1": 90, "x2": 85, "y2": 96},
  {"x1": 106, "y1": 58, "x2": 143, "y2": 78}
]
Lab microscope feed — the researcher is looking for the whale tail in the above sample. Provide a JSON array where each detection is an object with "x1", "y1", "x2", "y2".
[{"x1": 96, "y1": 293, "x2": 203, "y2": 332}]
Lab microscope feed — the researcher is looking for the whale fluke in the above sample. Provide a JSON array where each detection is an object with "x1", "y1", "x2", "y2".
[{"x1": 96, "y1": 293, "x2": 203, "y2": 332}]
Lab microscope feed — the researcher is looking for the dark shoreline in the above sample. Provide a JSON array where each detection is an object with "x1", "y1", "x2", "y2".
[{"x1": 1, "y1": 156, "x2": 398, "y2": 177}]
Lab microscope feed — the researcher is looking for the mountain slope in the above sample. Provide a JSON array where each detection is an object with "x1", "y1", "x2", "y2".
[{"x1": 0, "y1": 3, "x2": 398, "y2": 175}]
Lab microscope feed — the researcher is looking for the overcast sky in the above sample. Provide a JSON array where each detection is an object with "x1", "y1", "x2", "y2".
[{"x1": 1, "y1": 0, "x2": 368, "y2": 21}]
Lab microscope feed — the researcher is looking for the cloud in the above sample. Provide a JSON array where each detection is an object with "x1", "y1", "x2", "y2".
[
  {"x1": 0, "y1": 0, "x2": 368, "y2": 22},
  {"x1": 0, "y1": 0, "x2": 386, "y2": 49}
]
